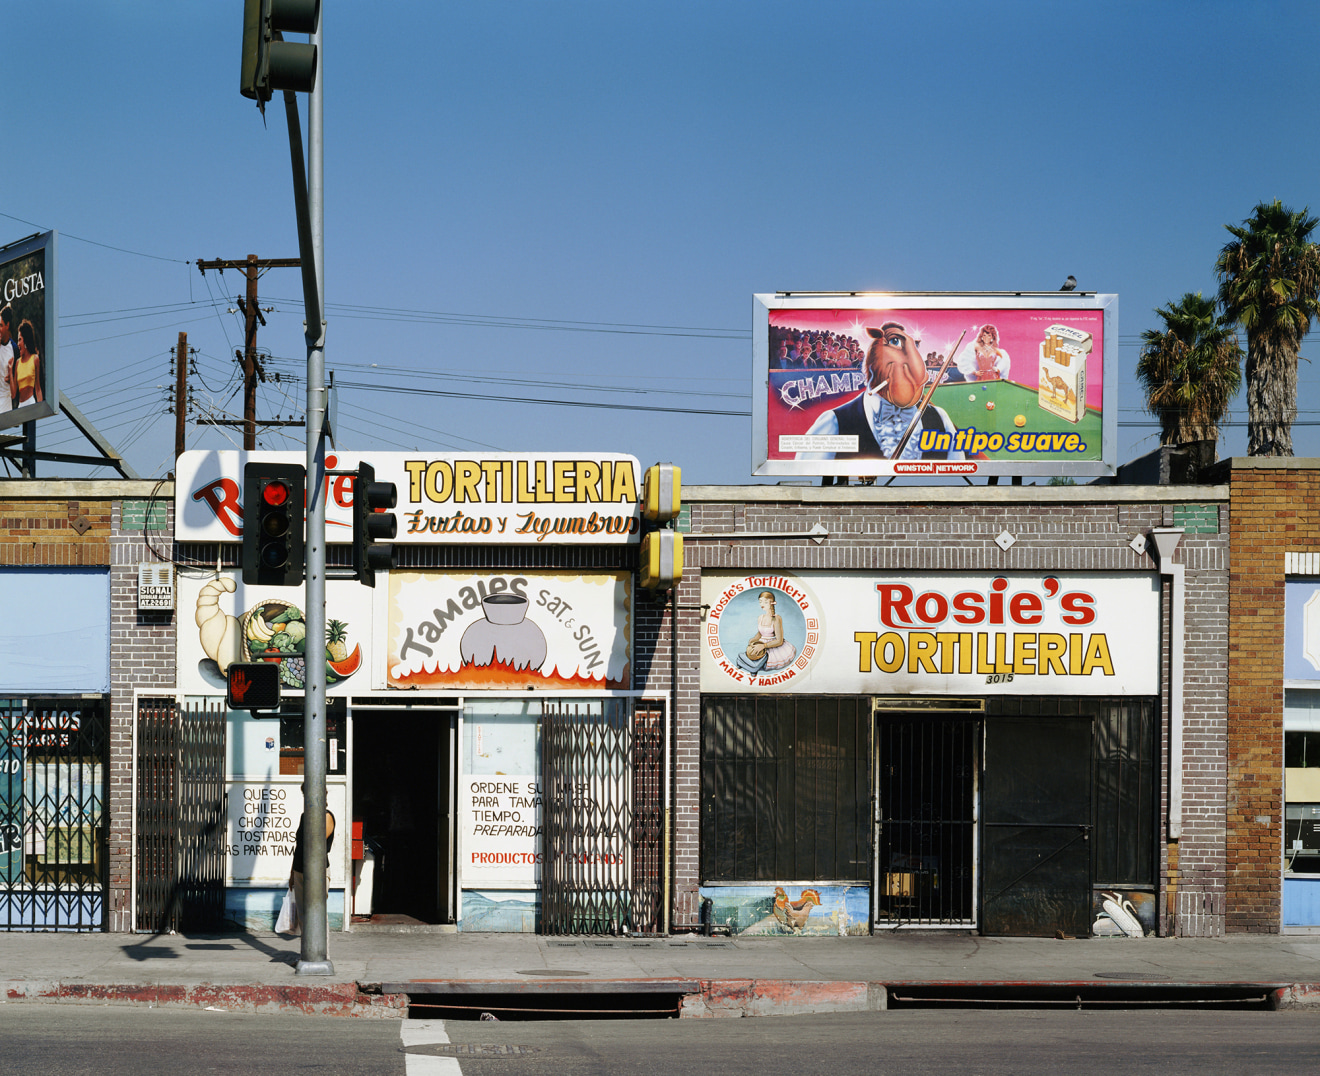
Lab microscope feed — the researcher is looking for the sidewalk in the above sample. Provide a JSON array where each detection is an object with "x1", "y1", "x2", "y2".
[{"x1": 3, "y1": 930, "x2": 1319, "y2": 1018}]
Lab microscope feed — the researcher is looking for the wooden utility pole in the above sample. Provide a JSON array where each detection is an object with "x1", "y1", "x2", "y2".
[
  {"x1": 196, "y1": 256, "x2": 300, "y2": 449},
  {"x1": 174, "y1": 331, "x2": 188, "y2": 460},
  {"x1": 243, "y1": 255, "x2": 259, "y2": 449}
]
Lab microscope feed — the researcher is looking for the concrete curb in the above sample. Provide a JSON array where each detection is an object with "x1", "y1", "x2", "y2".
[
  {"x1": 1272, "y1": 984, "x2": 1320, "y2": 1010},
  {"x1": 2, "y1": 980, "x2": 406, "y2": 1018},
  {"x1": 4, "y1": 978, "x2": 1319, "y2": 1018},
  {"x1": 681, "y1": 980, "x2": 882, "y2": 1018}
]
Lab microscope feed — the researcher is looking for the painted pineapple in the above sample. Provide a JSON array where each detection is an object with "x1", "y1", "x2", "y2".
[{"x1": 326, "y1": 619, "x2": 349, "y2": 663}]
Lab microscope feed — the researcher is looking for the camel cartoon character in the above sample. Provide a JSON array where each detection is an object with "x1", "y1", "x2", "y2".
[
  {"x1": 866, "y1": 323, "x2": 929, "y2": 408},
  {"x1": 795, "y1": 322, "x2": 966, "y2": 462}
]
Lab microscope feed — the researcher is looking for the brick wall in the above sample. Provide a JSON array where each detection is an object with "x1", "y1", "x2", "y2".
[
  {"x1": 1224, "y1": 462, "x2": 1320, "y2": 932},
  {"x1": 1176, "y1": 531, "x2": 1231, "y2": 935},
  {"x1": 0, "y1": 497, "x2": 110, "y2": 564},
  {"x1": 108, "y1": 498, "x2": 177, "y2": 932},
  {"x1": 639, "y1": 487, "x2": 1229, "y2": 934}
]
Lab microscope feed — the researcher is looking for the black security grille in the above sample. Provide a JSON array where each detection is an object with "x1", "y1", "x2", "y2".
[
  {"x1": 630, "y1": 704, "x2": 665, "y2": 934},
  {"x1": 874, "y1": 717, "x2": 978, "y2": 927},
  {"x1": 136, "y1": 700, "x2": 227, "y2": 933},
  {"x1": 701, "y1": 696, "x2": 870, "y2": 883},
  {"x1": 541, "y1": 700, "x2": 663, "y2": 935},
  {"x1": 1092, "y1": 700, "x2": 1157, "y2": 887},
  {"x1": 0, "y1": 697, "x2": 109, "y2": 932}
]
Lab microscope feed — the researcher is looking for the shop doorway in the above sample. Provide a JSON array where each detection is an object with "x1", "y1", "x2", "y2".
[
  {"x1": 873, "y1": 716, "x2": 979, "y2": 927},
  {"x1": 351, "y1": 709, "x2": 453, "y2": 924},
  {"x1": 981, "y1": 716, "x2": 1092, "y2": 937}
]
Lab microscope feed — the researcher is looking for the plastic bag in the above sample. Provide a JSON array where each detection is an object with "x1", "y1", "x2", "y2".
[{"x1": 275, "y1": 885, "x2": 299, "y2": 934}]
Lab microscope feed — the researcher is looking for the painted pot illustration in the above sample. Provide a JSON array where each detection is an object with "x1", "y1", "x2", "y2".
[{"x1": 459, "y1": 593, "x2": 547, "y2": 671}]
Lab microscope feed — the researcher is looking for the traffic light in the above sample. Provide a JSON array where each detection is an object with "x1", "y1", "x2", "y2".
[
  {"x1": 227, "y1": 662, "x2": 282, "y2": 712},
  {"x1": 642, "y1": 463, "x2": 681, "y2": 523},
  {"x1": 240, "y1": 0, "x2": 321, "y2": 104},
  {"x1": 242, "y1": 462, "x2": 306, "y2": 587},
  {"x1": 639, "y1": 529, "x2": 683, "y2": 590},
  {"x1": 639, "y1": 463, "x2": 682, "y2": 590},
  {"x1": 352, "y1": 463, "x2": 398, "y2": 588}
]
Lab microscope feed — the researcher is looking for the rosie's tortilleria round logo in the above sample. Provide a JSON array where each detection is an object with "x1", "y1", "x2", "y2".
[{"x1": 704, "y1": 574, "x2": 822, "y2": 687}]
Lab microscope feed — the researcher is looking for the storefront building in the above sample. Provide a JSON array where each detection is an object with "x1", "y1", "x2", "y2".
[
  {"x1": 673, "y1": 481, "x2": 1230, "y2": 938},
  {"x1": 0, "y1": 482, "x2": 173, "y2": 932},
  {"x1": 2, "y1": 462, "x2": 1252, "y2": 938},
  {"x1": 175, "y1": 449, "x2": 660, "y2": 934},
  {"x1": 1217, "y1": 458, "x2": 1320, "y2": 934}
]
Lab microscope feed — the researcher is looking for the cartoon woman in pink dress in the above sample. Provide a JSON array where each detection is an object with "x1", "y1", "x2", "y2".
[{"x1": 737, "y1": 590, "x2": 798, "y2": 678}]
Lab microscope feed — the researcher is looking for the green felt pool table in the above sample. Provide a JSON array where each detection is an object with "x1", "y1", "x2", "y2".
[{"x1": 928, "y1": 377, "x2": 1102, "y2": 461}]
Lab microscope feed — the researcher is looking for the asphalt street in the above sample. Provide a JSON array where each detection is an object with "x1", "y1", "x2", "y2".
[{"x1": 4, "y1": 1007, "x2": 1320, "y2": 1076}]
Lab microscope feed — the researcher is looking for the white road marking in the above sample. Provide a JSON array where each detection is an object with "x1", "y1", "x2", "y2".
[{"x1": 401, "y1": 1018, "x2": 461, "y2": 1076}]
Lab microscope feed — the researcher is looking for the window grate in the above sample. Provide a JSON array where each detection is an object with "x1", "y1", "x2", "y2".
[
  {"x1": 0, "y1": 697, "x2": 109, "y2": 932},
  {"x1": 701, "y1": 696, "x2": 869, "y2": 884}
]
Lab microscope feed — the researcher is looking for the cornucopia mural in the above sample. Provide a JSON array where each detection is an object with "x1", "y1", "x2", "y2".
[{"x1": 187, "y1": 575, "x2": 367, "y2": 692}]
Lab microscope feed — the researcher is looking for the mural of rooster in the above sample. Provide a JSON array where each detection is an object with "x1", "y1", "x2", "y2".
[{"x1": 772, "y1": 886, "x2": 822, "y2": 932}]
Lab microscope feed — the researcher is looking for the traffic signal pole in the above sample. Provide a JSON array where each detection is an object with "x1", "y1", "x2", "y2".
[
  {"x1": 239, "y1": 0, "x2": 326, "y2": 973},
  {"x1": 281, "y1": 22, "x2": 331, "y2": 977}
]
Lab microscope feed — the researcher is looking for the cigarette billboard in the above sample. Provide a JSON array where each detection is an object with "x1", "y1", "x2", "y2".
[
  {"x1": 753, "y1": 293, "x2": 1117, "y2": 480},
  {"x1": 0, "y1": 231, "x2": 57, "y2": 431}
]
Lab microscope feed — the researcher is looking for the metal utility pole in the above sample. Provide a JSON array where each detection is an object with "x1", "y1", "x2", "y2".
[
  {"x1": 174, "y1": 332, "x2": 188, "y2": 460},
  {"x1": 236, "y1": 0, "x2": 328, "y2": 977},
  {"x1": 280, "y1": 18, "x2": 331, "y2": 978},
  {"x1": 196, "y1": 256, "x2": 300, "y2": 449}
]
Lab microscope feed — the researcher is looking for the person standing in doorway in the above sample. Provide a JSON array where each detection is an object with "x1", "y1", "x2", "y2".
[{"x1": 289, "y1": 784, "x2": 335, "y2": 935}]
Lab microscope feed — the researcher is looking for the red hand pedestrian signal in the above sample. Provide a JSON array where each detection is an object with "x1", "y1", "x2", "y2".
[{"x1": 226, "y1": 662, "x2": 282, "y2": 712}]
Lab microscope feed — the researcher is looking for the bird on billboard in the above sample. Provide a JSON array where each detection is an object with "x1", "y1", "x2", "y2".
[{"x1": 1061, "y1": 275, "x2": 1077, "y2": 291}]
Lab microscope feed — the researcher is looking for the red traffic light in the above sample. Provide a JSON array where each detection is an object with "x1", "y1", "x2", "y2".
[
  {"x1": 242, "y1": 462, "x2": 305, "y2": 587},
  {"x1": 263, "y1": 480, "x2": 291, "y2": 507}
]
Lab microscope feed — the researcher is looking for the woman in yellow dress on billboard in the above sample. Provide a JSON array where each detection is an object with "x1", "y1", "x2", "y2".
[{"x1": 8, "y1": 320, "x2": 42, "y2": 406}]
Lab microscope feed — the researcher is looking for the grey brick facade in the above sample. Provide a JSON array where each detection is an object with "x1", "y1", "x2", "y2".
[
  {"x1": 638, "y1": 484, "x2": 1229, "y2": 936},
  {"x1": 108, "y1": 497, "x2": 177, "y2": 932}
]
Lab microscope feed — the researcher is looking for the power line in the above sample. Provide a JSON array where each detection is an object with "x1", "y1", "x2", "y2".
[
  {"x1": 0, "y1": 211, "x2": 189, "y2": 264},
  {"x1": 260, "y1": 295, "x2": 749, "y2": 340},
  {"x1": 333, "y1": 379, "x2": 750, "y2": 417}
]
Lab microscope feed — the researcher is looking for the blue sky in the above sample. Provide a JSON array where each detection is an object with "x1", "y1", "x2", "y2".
[{"x1": 5, "y1": 1, "x2": 1319, "y2": 484}]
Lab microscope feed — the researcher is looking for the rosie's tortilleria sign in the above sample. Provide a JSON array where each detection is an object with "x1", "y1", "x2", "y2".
[
  {"x1": 700, "y1": 571, "x2": 1158, "y2": 695},
  {"x1": 176, "y1": 449, "x2": 643, "y2": 545}
]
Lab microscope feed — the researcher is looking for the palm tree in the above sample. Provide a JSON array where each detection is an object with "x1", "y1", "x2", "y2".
[
  {"x1": 1215, "y1": 200, "x2": 1320, "y2": 456},
  {"x1": 1136, "y1": 292, "x2": 1242, "y2": 448}
]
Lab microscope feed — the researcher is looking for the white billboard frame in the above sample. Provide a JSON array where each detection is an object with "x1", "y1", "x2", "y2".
[{"x1": 752, "y1": 292, "x2": 1118, "y2": 480}]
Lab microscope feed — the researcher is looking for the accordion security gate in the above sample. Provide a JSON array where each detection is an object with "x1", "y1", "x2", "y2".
[
  {"x1": 136, "y1": 701, "x2": 227, "y2": 933},
  {"x1": 0, "y1": 698, "x2": 109, "y2": 931},
  {"x1": 541, "y1": 700, "x2": 665, "y2": 935}
]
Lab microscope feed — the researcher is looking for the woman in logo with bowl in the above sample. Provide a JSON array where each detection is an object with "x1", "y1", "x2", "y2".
[{"x1": 737, "y1": 590, "x2": 798, "y2": 678}]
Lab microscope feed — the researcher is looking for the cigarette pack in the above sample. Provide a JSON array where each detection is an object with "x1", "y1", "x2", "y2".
[{"x1": 1038, "y1": 324, "x2": 1092, "y2": 424}]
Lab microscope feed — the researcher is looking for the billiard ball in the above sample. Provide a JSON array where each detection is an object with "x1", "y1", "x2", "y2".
[
  {"x1": 969, "y1": 394, "x2": 977, "y2": 402},
  {"x1": 986, "y1": 401, "x2": 995, "y2": 411},
  {"x1": 1014, "y1": 414, "x2": 1026, "y2": 427}
]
